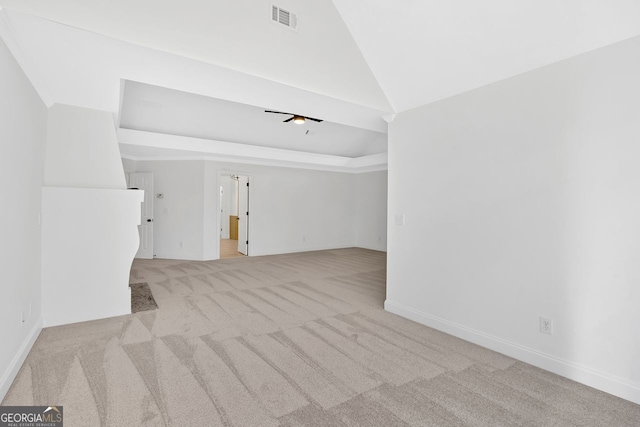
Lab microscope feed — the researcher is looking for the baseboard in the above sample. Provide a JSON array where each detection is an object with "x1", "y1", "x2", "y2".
[
  {"x1": 355, "y1": 243, "x2": 387, "y2": 252},
  {"x1": 250, "y1": 243, "x2": 356, "y2": 257},
  {"x1": 43, "y1": 292, "x2": 131, "y2": 328},
  {"x1": 151, "y1": 252, "x2": 205, "y2": 261},
  {"x1": 0, "y1": 317, "x2": 43, "y2": 402},
  {"x1": 384, "y1": 300, "x2": 640, "y2": 405}
]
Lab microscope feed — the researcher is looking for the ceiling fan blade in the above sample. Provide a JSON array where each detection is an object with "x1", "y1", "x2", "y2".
[
  {"x1": 264, "y1": 110, "x2": 291, "y2": 115},
  {"x1": 267, "y1": 110, "x2": 323, "y2": 124}
]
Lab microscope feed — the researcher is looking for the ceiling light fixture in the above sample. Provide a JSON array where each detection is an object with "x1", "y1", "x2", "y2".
[{"x1": 293, "y1": 115, "x2": 306, "y2": 125}]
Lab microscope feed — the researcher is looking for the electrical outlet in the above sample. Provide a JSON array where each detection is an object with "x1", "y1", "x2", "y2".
[
  {"x1": 302, "y1": 236, "x2": 306, "y2": 242},
  {"x1": 540, "y1": 317, "x2": 553, "y2": 335},
  {"x1": 395, "y1": 214, "x2": 406, "y2": 226}
]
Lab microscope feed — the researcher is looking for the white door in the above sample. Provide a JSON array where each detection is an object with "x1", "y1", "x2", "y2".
[
  {"x1": 130, "y1": 172, "x2": 154, "y2": 259},
  {"x1": 237, "y1": 176, "x2": 249, "y2": 255},
  {"x1": 219, "y1": 185, "x2": 224, "y2": 237}
]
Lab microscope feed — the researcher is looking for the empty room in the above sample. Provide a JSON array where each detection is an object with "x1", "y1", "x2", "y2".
[{"x1": 1, "y1": 1, "x2": 639, "y2": 426}]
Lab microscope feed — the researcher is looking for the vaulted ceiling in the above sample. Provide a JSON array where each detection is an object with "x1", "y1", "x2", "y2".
[
  {"x1": 0, "y1": 0, "x2": 392, "y2": 112},
  {"x1": 1, "y1": 0, "x2": 640, "y2": 168},
  {"x1": 333, "y1": 0, "x2": 640, "y2": 112}
]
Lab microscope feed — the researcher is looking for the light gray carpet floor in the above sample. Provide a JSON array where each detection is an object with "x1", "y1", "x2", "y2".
[{"x1": 3, "y1": 248, "x2": 639, "y2": 426}]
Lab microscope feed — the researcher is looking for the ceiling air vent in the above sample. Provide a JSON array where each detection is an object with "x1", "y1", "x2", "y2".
[{"x1": 272, "y1": 5, "x2": 298, "y2": 31}]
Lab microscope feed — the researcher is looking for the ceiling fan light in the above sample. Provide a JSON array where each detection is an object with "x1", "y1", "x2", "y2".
[{"x1": 293, "y1": 115, "x2": 305, "y2": 124}]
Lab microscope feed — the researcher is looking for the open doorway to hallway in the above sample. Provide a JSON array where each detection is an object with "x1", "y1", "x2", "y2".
[{"x1": 219, "y1": 173, "x2": 249, "y2": 259}]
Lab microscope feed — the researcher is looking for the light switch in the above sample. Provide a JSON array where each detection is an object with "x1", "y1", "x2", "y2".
[{"x1": 395, "y1": 214, "x2": 405, "y2": 226}]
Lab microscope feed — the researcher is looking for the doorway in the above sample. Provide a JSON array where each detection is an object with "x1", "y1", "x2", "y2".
[{"x1": 219, "y1": 173, "x2": 249, "y2": 259}]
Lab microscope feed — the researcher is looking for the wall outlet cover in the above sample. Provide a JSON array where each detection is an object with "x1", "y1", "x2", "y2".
[{"x1": 540, "y1": 317, "x2": 553, "y2": 335}]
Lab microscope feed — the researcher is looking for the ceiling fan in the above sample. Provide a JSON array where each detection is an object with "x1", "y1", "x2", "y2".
[{"x1": 264, "y1": 110, "x2": 323, "y2": 124}]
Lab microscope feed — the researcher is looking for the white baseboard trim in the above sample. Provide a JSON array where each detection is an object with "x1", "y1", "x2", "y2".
[
  {"x1": 384, "y1": 300, "x2": 640, "y2": 405},
  {"x1": 250, "y1": 243, "x2": 356, "y2": 257},
  {"x1": 355, "y1": 244, "x2": 387, "y2": 252},
  {"x1": 0, "y1": 317, "x2": 43, "y2": 402},
  {"x1": 151, "y1": 252, "x2": 205, "y2": 261}
]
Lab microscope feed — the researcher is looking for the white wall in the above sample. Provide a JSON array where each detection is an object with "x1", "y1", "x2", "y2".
[
  {"x1": 41, "y1": 187, "x2": 142, "y2": 326},
  {"x1": 229, "y1": 175, "x2": 238, "y2": 216},
  {"x1": 202, "y1": 163, "x2": 217, "y2": 259},
  {"x1": 45, "y1": 104, "x2": 126, "y2": 188},
  {"x1": 219, "y1": 175, "x2": 233, "y2": 239},
  {"x1": 355, "y1": 171, "x2": 387, "y2": 251},
  {"x1": 133, "y1": 161, "x2": 206, "y2": 260},
  {"x1": 130, "y1": 159, "x2": 367, "y2": 260},
  {"x1": 41, "y1": 104, "x2": 142, "y2": 327},
  {"x1": 206, "y1": 163, "x2": 357, "y2": 258},
  {"x1": 218, "y1": 174, "x2": 241, "y2": 239},
  {"x1": 0, "y1": 36, "x2": 46, "y2": 400},
  {"x1": 121, "y1": 157, "x2": 138, "y2": 174},
  {"x1": 212, "y1": 162, "x2": 355, "y2": 256},
  {"x1": 386, "y1": 36, "x2": 640, "y2": 404}
]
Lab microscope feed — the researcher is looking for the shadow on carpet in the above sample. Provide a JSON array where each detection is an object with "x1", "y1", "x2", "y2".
[{"x1": 130, "y1": 282, "x2": 158, "y2": 313}]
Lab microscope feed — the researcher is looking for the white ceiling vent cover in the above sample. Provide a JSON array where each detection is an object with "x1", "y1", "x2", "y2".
[{"x1": 272, "y1": 5, "x2": 298, "y2": 31}]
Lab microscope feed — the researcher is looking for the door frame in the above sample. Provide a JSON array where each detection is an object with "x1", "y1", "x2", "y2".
[
  {"x1": 129, "y1": 172, "x2": 154, "y2": 259},
  {"x1": 216, "y1": 171, "x2": 253, "y2": 259}
]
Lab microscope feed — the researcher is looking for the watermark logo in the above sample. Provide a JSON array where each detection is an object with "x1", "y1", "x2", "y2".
[{"x1": 0, "y1": 406, "x2": 63, "y2": 427}]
